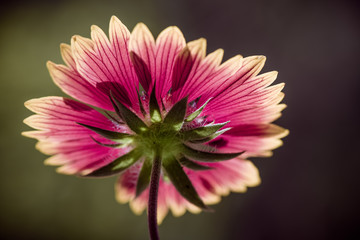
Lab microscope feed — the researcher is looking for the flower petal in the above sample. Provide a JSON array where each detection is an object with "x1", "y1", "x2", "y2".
[
  {"x1": 209, "y1": 70, "x2": 278, "y2": 112},
  {"x1": 219, "y1": 103, "x2": 287, "y2": 126},
  {"x1": 190, "y1": 159, "x2": 260, "y2": 196},
  {"x1": 47, "y1": 61, "x2": 112, "y2": 110},
  {"x1": 71, "y1": 20, "x2": 138, "y2": 109},
  {"x1": 155, "y1": 26, "x2": 186, "y2": 98},
  {"x1": 208, "y1": 83, "x2": 285, "y2": 123},
  {"x1": 171, "y1": 38, "x2": 207, "y2": 102},
  {"x1": 51, "y1": 145, "x2": 123, "y2": 175},
  {"x1": 24, "y1": 97, "x2": 112, "y2": 129},
  {"x1": 115, "y1": 158, "x2": 259, "y2": 222},
  {"x1": 209, "y1": 55, "x2": 266, "y2": 102},
  {"x1": 108, "y1": 16, "x2": 139, "y2": 108},
  {"x1": 60, "y1": 43, "x2": 76, "y2": 70},
  {"x1": 184, "y1": 54, "x2": 242, "y2": 103},
  {"x1": 22, "y1": 97, "x2": 121, "y2": 144},
  {"x1": 209, "y1": 124, "x2": 289, "y2": 156},
  {"x1": 129, "y1": 23, "x2": 156, "y2": 93},
  {"x1": 23, "y1": 97, "x2": 129, "y2": 175}
]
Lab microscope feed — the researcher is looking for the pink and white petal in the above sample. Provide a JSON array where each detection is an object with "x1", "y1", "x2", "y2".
[
  {"x1": 213, "y1": 99, "x2": 286, "y2": 127},
  {"x1": 116, "y1": 163, "x2": 160, "y2": 221},
  {"x1": 91, "y1": 25, "x2": 125, "y2": 85},
  {"x1": 220, "y1": 71, "x2": 279, "y2": 107},
  {"x1": 156, "y1": 181, "x2": 170, "y2": 224},
  {"x1": 129, "y1": 194, "x2": 148, "y2": 217},
  {"x1": 225, "y1": 124, "x2": 289, "y2": 138},
  {"x1": 185, "y1": 201, "x2": 202, "y2": 214},
  {"x1": 188, "y1": 175, "x2": 221, "y2": 204},
  {"x1": 45, "y1": 144, "x2": 112, "y2": 166},
  {"x1": 236, "y1": 84, "x2": 285, "y2": 108},
  {"x1": 155, "y1": 26, "x2": 186, "y2": 99},
  {"x1": 47, "y1": 61, "x2": 112, "y2": 110},
  {"x1": 36, "y1": 138, "x2": 96, "y2": 155},
  {"x1": 171, "y1": 38, "x2": 207, "y2": 102},
  {"x1": 71, "y1": 34, "x2": 135, "y2": 108},
  {"x1": 24, "y1": 120, "x2": 125, "y2": 175},
  {"x1": 208, "y1": 55, "x2": 266, "y2": 102},
  {"x1": 129, "y1": 23, "x2": 156, "y2": 93},
  {"x1": 165, "y1": 159, "x2": 260, "y2": 215},
  {"x1": 176, "y1": 48, "x2": 224, "y2": 101},
  {"x1": 116, "y1": 161, "x2": 142, "y2": 205},
  {"x1": 166, "y1": 183, "x2": 187, "y2": 217},
  {"x1": 213, "y1": 135, "x2": 285, "y2": 157},
  {"x1": 35, "y1": 136, "x2": 118, "y2": 157},
  {"x1": 115, "y1": 159, "x2": 260, "y2": 221},
  {"x1": 71, "y1": 35, "x2": 115, "y2": 85},
  {"x1": 190, "y1": 159, "x2": 260, "y2": 196},
  {"x1": 206, "y1": 70, "x2": 277, "y2": 110},
  {"x1": 24, "y1": 97, "x2": 113, "y2": 130},
  {"x1": 208, "y1": 124, "x2": 289, "y2": 156},
  {"x1": 238, "y1": 55, "x2": 266, "y2": 82},
  {"x1": 22, "y1": 129, "x2": 93, "y2": 142},
  {"x1": 108, "y1": 16, "x2": 139, "y2": 107},
  {"x1": 190, "y1": 54, "x2": 243, "y2": 103},
  {"x1": 206, "y1": 83, "x2": 285, "y2": 122},
  {"x1": 211, "y1": 77, "x2": 283, "y2": 112},
  {"x1": 130, "y1": 51, "x2": 152, "y2": 96},
  {"x1": 60, "y1": 44, "x2": 76, "y2": 70},
  {"x1": 24, "y1": 115, "x2": 90, "y2": 132},
  {"x1": 56, "y1": 147, "x2": 123, "y2": 175},
  {"x1": 22, "y1": 97, "x2": 121, "y2": 145},
  {"x1": 91, "y1": 24, "x2": 139, "y2": 108}
]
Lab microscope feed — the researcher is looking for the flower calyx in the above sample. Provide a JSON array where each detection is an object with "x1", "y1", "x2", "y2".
[{"x1": 78, "y1": 89, "x2": 244, "y2": 210}]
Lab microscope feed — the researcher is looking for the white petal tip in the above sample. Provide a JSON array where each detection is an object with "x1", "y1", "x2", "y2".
[{"x1": 90, "y1": 25, "x2": 100, "y2": 31}]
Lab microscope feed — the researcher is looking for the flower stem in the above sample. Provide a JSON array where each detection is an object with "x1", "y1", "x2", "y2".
[{"x1": 148, "y1": 151, "x2": 162, "y2": 240}]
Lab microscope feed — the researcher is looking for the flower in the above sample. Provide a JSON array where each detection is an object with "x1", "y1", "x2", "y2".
[{"x1": 23, "y1": 16, "x2": 288, "y2": 225}]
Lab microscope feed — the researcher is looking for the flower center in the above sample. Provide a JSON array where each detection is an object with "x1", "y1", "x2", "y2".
[
  {"x1": 135, "y1": 122, "x2": 182, "y2": 160},
  {"x1": 78, "y1": 91, "x2": 244, "y2": 213}
]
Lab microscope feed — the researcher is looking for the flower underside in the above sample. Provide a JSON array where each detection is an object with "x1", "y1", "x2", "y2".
[
  {"x1": 79, "y1": 86, "x2": 243, "y2": 210},
  {"x1": 22, "y1": 16, "x2": 289, "y2": 231}
]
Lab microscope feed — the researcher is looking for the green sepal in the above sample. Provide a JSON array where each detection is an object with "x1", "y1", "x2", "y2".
[
  {"x1": 185, "y1": 98, "x2": 212, "y2": 122},
  {"x1": 178, "y1": 156, "x2": 213, "y2": 171},
  {"x1": 110, "y1": 92, "x2": 149, "y2": 134},
  {"x1": 109, "y1": 93, "x2": 123, "y2": 120},
  {"x1": 163, "y1": 96, "x2": 188, "y2": 131},
  {"x1": 181, "y1": 144, "x2": 244, "y2": 162},
  {"x1": 77, "y1": 122, "x2": 132, "y2": 141},
  {"x1": 136, "y1": 88, "x2": 146, "y2": 117},
  {"x1": 104, "y1": 111, "x2": 123, "y2": 124},
  {"x1": 189, "y1": 128, "x2": 231, "y2": 144},
  {"x1": 135, "y1": 157, "x2": 152, "y2": 197},
  {"x1": 149, "y1": 84, "x2": 162, "y2": 123},
  {"x1": 163, "y1": 155, "x2": 209, "y2": 210},
  {"x1": 181, "y1": 121, "x2": 229, "y2": 141},
  {"x1": 82, "y1": 148, "x2": 143, "y2": 177},
  {"x1": 90, "y1": 136, "x2": 123, "y2": 148}
]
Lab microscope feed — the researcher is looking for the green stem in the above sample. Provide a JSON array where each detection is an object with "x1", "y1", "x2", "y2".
[{"x1": 148, "y1": 151, "x2": 162, "y2": 240}]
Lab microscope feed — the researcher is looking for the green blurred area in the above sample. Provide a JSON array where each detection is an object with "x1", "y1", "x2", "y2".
[{"x1": 0, "y1": 1, "x2": 246, "y2": 239}]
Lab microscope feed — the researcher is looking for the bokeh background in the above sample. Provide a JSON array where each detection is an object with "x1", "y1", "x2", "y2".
[{"x1": 1, "y1": 0, "x2": 359, "y2": 239}]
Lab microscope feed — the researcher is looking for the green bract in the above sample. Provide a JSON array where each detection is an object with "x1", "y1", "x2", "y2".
[{"x1": 79, "y1": 89, "x2": 244, "y2": 209}]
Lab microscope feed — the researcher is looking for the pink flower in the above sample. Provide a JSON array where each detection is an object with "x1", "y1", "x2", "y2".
[{"x1": 23, "y1": 16, "x2": 288, "y2": 227}]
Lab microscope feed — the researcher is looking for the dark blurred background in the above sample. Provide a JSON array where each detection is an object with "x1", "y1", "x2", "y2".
[{"x1": 1, "y1": 0, "x2": 359, "y2": 239}]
